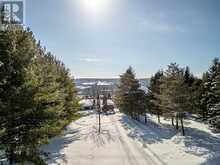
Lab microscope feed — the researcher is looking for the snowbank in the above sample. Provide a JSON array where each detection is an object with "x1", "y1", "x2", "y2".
[
  {"x1": 139, "y1": 85, "x2": 148, "y2": 93},
  {"x1": 79, "y1": 99, "x2": 93, "y2": 108},
  {"x1": 82, "y1": 82, "x2": 96, "y2": 86},
  {"x1": 128, "y1": 114, "x2": 220, "y2": 165},
  {"x1": 107, "y1": 99, "x2": 115, "y2": 106},
  {"x1": 76, "y1": 86, "x2": 91, "y2": 90},
  {"x1": 97, "y1": 81, "x2": 113, "y2": 86}
]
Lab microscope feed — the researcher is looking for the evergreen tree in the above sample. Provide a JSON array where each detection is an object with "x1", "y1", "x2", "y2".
[
  {"x1": 206, "y1": 58, "x2": 220, "y2": 111},
  {"x1": 184, "y1": 66, "x2": 195, "y2": 86},
  {"x1": 115, "y1": 67, "x2": 146, "y2": 120},
  {"x1": 201, "y1": 58, "x2": 220, "y2": 121},
  {"x1": 208, "y1": 66, "x2": 220, "y2": 132},
  {"x1": 147, "y1": 70, "x2": 163, "y2": 123},
  {"x1": 191, "y1": 78, "x2": 203, "y2": 116},
  {"x1": 135, "y1": 89, "x2": 147, "y2": 122},
  {"x1": 159, "y1": 63, "x2": 191, "y2": 135},
  {"x1": 200, "y1": 72, "x2": 210, "y2": 120},
  {"x1": 0, "y1": 26, "x2": 44, "y2": 164},
  {"x1": 183, "y1": 67, "x2": 204, "y2": 117},
  {"x1": 0, "y1": 26, "x2": 79, "y2": 164}
]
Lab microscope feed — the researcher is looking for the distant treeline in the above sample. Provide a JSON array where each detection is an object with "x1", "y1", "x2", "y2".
[
  {"x1": 115, "y1": 59, "x2": 220, "y2": 135},
  {"x1": 0, "y1": 26, "x2": 79, "y2": 164}
]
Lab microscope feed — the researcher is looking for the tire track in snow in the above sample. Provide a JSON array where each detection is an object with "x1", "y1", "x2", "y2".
[
  {"x1": 123, "y1": 117, "x2": 167, "y2": 165},
  {"x1": 110, "y1": 114, "x2": 160, "y2": 165},
  {"x1": 111, "y1": 116, "x2": 140, "y2": 165}
]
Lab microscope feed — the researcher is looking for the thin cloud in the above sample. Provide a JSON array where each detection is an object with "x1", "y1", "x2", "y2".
[
  {"x1": 79, "y1": 58, "x2": 103, "y2": 63},
  {"x1": 138, "y1": 19, "x2": 185, "y2": 33}
]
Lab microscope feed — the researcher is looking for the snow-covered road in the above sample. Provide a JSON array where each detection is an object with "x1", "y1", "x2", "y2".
[{"x1": 43, "y1": 112, "x2": 162, "y2": 165}]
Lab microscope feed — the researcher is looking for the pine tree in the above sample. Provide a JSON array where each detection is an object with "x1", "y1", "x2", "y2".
[
  {"x1": 200, "y1": 72, "x2": 209, "y2": 120},
  {"x1": 206, "y1": 58, "x2": 220, "y2": 112},
  {"x1": 191, "y1": 78, "x2": 203, "y2": 116},
  {"x1": 201, "y1": 58, "x2": 220, "y2": 121},
  {"x1": 135, "y1": 89, "x2": 147, "y2": 122},
  {"x1": 147, "y1": 70, "x2": 163, "y2": 123},
  {"x1": 0, "y1": 26, "x2": 79, "y2": 164},
  {"x1": 159, "y1": 63, "x2": 191, "y2": 135},
  {"x1": 0, "y1": 26, "x2": 44, "y2": 164},
  {"x1": 183, "y1": 67, "x2": 204, "y2": 117},
  {"x1": 208, "y1": 68, "x2": 220, "y2": 132},
  {"x1": 115, "y1": 67, "x2": 138, "y2": 114},
  {"x1": 184, "y1": 66, "x2": 195, "y2": 86},
  {"x1": 115, "y1": 67, "x2": 146, "y2": 120}
]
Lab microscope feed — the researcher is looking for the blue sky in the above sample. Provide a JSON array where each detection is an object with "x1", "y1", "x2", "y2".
[{"x1": 26, "y1": 0, "x2": 220, "y2": 78}]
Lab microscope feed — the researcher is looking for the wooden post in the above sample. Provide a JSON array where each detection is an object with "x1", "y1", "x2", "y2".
[
  {"x1": 180, "y1": 118, "x2": 185, "y2": 136},
  {"x1": 97, "y1": 95, "x2": 101, "y2": 133},
  {"x1": 8, "y1": 147, "x2": 14, "y2": 165},
  {"x1": 172, "y1": 116, "x2": 174, "y2": 126},
  {"x1": 98, "y1": 110, "x2": 101, "y2": 133},
  {"x1": 176, "y1": 115, "x2": 179, "y2": 130},
  {"x1": 157, "y1": 112, "x2": 160, "y2": 123},
  {"x1": 145, "y1": 113, "x2": 147, "y2": 124}
]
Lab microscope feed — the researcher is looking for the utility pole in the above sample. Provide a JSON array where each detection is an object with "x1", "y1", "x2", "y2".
[
  {"x1": 97, "y1": 95, "x2": 101, "y2": 133},
  {"x1": 98, "y1": 109, "x2": 101, "y2": 133}
]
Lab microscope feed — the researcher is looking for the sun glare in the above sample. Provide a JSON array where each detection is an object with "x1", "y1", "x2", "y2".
[{"x1": 81, "y1": 0, "x2": 110, "y2": 17}]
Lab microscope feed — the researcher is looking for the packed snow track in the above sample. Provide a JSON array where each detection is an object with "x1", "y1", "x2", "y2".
[{"x1": 43, "y1": 112, "x2": 163, "y2": 165}]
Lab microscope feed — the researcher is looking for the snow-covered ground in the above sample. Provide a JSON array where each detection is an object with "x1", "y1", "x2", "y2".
[
  {"x1": 43, "y1": 112, "x2": 220, "y2": 165},
  {"x1": 79, "y1": 99, "x2": 93, "y2": 108},
  {"x1": 142, "y1": 114, "x2": 220, "y2": 165}
]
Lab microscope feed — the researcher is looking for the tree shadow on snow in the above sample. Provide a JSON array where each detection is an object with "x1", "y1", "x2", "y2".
[
  {"x1": 200, "y1": 154, "x2": 220, "y2": 165},
  {"x1": 82, "y1": 125, "x2": 117, "y2": 148},
  {"x1": 179, "y1": 127, "x2": 220, "y2": 165},
  {"x1": 120, "y1": 115, "x2": 220, "y2": 165},
  {"x1": 42, "y1": 128, "x2": 81, "y2": 164},
  {"x1": 42, "y1": 115, "x2": 117, "y2": 164},
  {"x1": 119, "y1": 115, "x2": 177, "y2": 144}
]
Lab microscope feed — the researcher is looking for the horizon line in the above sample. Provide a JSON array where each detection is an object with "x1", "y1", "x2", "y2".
[{"x1": 75, "y1": 77, "x2": 150, "y2": 79}]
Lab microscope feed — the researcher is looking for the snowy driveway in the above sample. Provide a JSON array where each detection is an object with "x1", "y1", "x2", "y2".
[{"x1": 43, "y1": 112, "x2": 162, "y2": 165}]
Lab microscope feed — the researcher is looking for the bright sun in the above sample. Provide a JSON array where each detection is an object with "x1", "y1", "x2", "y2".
[{"x1": 81, "y1": 0, "x2": 110, "y2": 17}]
